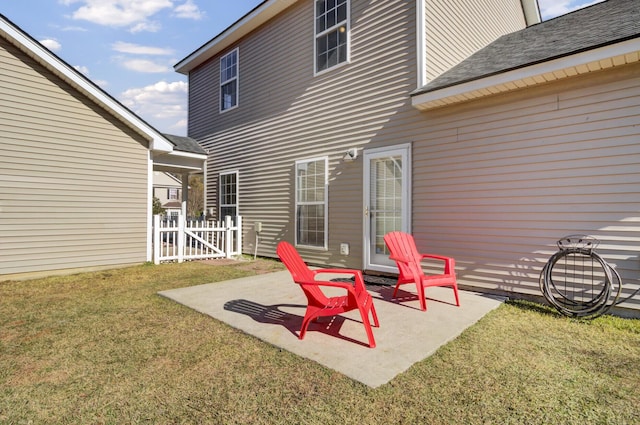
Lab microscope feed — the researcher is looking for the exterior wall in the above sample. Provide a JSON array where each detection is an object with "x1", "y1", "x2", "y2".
[
  {"x1": 0, "y1": 37, "x2": 149, "y2": 278},
  {"x1": 185, "y1": 0, "x2": 639, "y2": 311},
  {"x1": 424, "y1": 0, "x2": 526, "y2": 82},
  {"x1": 189, "y1": 0, "x2": 425, "y2": 267},
  {"x1": 412, "y1": 62, "x2": 640, "y2": 311}
]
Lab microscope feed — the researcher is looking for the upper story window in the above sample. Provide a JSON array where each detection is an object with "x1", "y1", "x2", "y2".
[
  {"x1": 315, "y1": 0, "x2": 349, "y2": 74},
  {"x1": 220, "y1": 49, "x2": 238, "y2": 112},
  {"x1": 168, "y1": 188, "x2": 179, "y2": 200}
]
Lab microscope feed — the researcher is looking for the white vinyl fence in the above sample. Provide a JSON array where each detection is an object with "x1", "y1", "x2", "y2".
[{"x1": 153, "y1": 215, "x2": 242, "y2": 264}]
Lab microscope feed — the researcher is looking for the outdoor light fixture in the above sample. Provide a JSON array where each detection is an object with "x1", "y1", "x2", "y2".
[{"x1": 343, "y1": 147, "x2": 358, "y2": 161}]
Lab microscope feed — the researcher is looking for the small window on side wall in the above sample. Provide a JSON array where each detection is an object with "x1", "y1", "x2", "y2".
[
  {"x1": 219, "y1": 170, "x2": 238, "y2": 218},
  {"x1": 220, "y1": 49, "x2": 238, "y2": 112},
  {"x1": 295, "y1": 157, "x2": 328, "y2": 249},
  {"x1": 315, "y1": 0, "x2": 349, "y2": 74}
]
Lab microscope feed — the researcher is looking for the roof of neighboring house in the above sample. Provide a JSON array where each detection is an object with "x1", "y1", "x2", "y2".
[
  {"x1": 412, "y1": 0, "x2": 640, "y2": 110},
  {"x1": 0, "y1": 13, "x2": 206, "y2": 172},
  {"x1": 163, "y1": 134, "x2": 207, "y2": 155}
]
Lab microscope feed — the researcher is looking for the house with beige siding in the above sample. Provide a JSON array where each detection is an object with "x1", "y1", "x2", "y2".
[
  {"x1": 0, "y1": 14, "x2": 206, "y2": 280},
  {"x1": 175, "y1": 0, "x2": 640, "y2": 312}
]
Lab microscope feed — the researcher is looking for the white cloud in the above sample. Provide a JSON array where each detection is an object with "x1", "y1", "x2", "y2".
[
  {"x1": 66, "y1": 0, "x2": 173, "y2": 32},
  {"x1": 174, "y1": 0, "x2": 204, "y2": 20},
  {"x1": 538, "y1": 0, "x2": 605, "y2": 20},
  {"x1": 121, "y1": 58, "x2": 172, "y2": 73},
  {"x1": 40, "y1": 38, "x2": 62, "y2": 51},
  {"x1": 112, "y1": 41, "x2": 174, "y2": 55},
  {"x1": 74, "y1": 65, "x2": 90, "y2": 75},
  {"x1": 120, "y1": 80, "x2": 188, "y2": 131}
]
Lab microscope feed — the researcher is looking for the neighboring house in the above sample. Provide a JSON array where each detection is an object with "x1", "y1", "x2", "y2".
[
  {"x1": 175, "y1": 0, "x2": 640, "y2": 311},
  {"x1": 0, "y1": 14, "x2": 206, "y2": 280},
  {"x1": 153, "y1": 171, "x2": 183, "y2": 216}
]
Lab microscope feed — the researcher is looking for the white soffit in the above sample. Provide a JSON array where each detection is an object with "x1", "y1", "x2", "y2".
[{"x1": 412, "y1": 38, "x2": 640, "y2": 111}]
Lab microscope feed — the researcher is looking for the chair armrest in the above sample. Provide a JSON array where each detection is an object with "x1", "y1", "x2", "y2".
[
  {"x1": 418, "y1": 254, "x2": 455, "y2": 274},
  {"x1": 309, "y1": 268, "x2": 367, "y2": 292}
]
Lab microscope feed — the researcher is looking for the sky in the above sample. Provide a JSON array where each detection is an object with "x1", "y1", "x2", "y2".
[{"x1": 1, "y1": 0, "x2": 605, "y2": 136}]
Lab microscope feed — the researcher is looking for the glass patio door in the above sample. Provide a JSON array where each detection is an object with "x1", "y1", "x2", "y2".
[{"x1": 363, "y1": 144, "x2": 411, "y2": 272}]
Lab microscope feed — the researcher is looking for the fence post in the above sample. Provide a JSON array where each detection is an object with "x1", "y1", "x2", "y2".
[
  {"x1": 153, "y1": 214, "x2": 160, "y2": 265},
  {"x1": 236, "y1": 215, "x2": 243, "y2": 257},
  {"x1": 225, "y1": 215, "x2": 232, "y2": 258},
  {"x1": 177, "y1": 214, "x2": 185, "y2": 263}
]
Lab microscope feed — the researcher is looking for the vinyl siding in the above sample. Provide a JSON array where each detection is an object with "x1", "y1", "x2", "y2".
[
  {"x1": 190, "y1": 0, "x2": 422, "y2": 267},
  {"x1": 412, "y1": 63, "x2": 640, "y2": 310},
  {"x1": 186, "y1": 0, "x2": 639, "y2": 311},
  {"x1": 0, "y1": 37, "x2": 149, "y2": 277},
  {"x1": 424, "y1": 0, "x2": 526, "y2": 82}
]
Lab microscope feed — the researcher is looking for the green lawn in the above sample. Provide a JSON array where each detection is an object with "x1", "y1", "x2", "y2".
[{"x1": 1, "y1": 260, "x2": 639, "y2": 424}]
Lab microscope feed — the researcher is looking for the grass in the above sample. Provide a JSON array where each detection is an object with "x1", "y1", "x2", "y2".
[{"x1": 1, "y1": 259, "x2": 639, "y2": 424}]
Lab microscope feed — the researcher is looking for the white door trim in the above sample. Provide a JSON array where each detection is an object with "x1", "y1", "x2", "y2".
[{"x1": 363, "y1": 143, "x2": 411, "y2": 272}]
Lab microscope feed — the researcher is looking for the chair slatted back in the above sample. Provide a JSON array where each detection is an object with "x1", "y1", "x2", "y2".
[
  {"x1": 384, "y1": 231, "x2": 423, "y2": 281},
  {"x1": 276, "y1": 241, "x2": 328, "y2": 303}
]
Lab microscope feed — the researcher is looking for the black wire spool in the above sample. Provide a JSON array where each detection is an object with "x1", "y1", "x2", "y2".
[{"x1": 540, "y1": 236, "x2": 622, "y2": 319}]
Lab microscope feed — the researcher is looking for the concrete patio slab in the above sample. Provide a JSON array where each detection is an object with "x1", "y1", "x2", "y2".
[{"x1": 159, "y1": 270, "x2": 504, "y2": 388}]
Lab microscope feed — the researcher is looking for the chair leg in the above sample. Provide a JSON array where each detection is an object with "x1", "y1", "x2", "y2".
[
  {"x1": 392, "y1": 282, "x2": 401, "y2": 298},
  {"x1": 452, "y1": 283, "x2": 460, "y2": 307},
  {"x1": 358, "y1": 305, "x2": 376, "y2": 348},
  {"x1": 417, "y1": 282, "x2": 427, "y2": 311}
]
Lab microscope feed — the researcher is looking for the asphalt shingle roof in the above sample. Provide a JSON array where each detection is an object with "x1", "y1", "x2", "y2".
[
  {"x1": 413, "y1": 0, "x2": 640, "y2": 96},
  {"x1": 162, "y1": 134, "x2": 207, "y2": 155}
]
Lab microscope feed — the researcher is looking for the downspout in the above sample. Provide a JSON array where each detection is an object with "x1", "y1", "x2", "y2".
[{"x1": 416, "y1": 0, "x2": 426, "y2": 88}]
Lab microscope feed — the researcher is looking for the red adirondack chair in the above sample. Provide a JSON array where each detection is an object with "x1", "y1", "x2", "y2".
[
  {"x1": 384, "y1": 231, "x2": 460, "y2": 311},
  {"x1": 276, "y1": 241, "x2": 379, "y2": 348}
]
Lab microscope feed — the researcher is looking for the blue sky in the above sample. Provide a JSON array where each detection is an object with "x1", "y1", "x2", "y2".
[{"x1": 1, "y1": 0, "x2": 604, "y2": 135}]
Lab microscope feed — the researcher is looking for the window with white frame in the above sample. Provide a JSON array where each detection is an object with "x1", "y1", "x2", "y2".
[
  {"x1": 295, "y1": 158, "x2": 328, "y2": 248},
  {"x1": 315, "y1": 0, "x2": 349, "y2": 73},
  {"x1": 220, "y1": 49, "x2": 238, "y2": 112},
  {"x1": 168, "y1": 188, "x2": 179, "y2": 200},
  {"x1": 219, "y1": 171, "x2": 238, "y2": 218}
]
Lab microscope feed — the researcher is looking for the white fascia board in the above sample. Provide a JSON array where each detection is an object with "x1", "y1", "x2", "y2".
[
  {"x1": 521, "y1": 0, "x2": 541, "y2": 26},
  {"x1": 175, "y1": 0, "x2": 299, "y2": 74},
  {"x1": 412, "y1": 38, "x2": 640, "y2": 110},
  {"x1": 0, "y1": 17, "x2": 173, "y2": 154}
]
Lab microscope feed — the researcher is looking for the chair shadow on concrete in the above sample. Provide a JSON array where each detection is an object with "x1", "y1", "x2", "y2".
[
  {"x1": 368, "y1": 285, "x2": 459, "y2": 311},
  {"x1": 223, "y1": 299, "x2": 374, "y2": 348}
]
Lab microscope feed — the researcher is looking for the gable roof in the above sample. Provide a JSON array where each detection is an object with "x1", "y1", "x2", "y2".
[
  {"x1": 412, "y1": 0, "x2": 640, "y2": 110},
  {"x1": 175, "y1": 0, "x2": 540, "y2": 75},
  {"x1": 175, "y1": 0, "x2": 298, "y2": 74}
]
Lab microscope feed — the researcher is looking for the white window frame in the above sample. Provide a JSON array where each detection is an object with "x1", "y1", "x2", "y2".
[
  {"x1": 219, "y1": 170, "x2": 239, "y2": 219},
  {"x1": 314, "y1": 0, "x2": 350, "y2": 75},
  {"x1": 219, "y1": 48, "x2": 239, "y2": 113},
  {"x1": 295, "y1": 157, "x2": 329, "y2": 249}
]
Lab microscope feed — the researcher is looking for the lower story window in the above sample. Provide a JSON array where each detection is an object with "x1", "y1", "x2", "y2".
[
  {"x1": 219, "y1": 170, "x2": 238, "y2": 218},
  {"x1": 295, "y1": 157, "x2": 328, "y2": 248}
]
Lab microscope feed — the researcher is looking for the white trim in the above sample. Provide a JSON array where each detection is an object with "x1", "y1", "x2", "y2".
[
  {"x1": 146, "y1": 152, "x2": 154, "y2": 262},
  {"x1": 0, "y1": 16, "x2": 173, "y2": 153},
  {"x1": 219, "y1": 170, "x2": 239, "y2": 218},
  {"x1": 175, "y1": 0, "x2": 299, "y2": 74},
  {"x1": 294, "y1": 156, "x2": 329, "y2": 250},
  {"x1": 313, "y1": 0, "x2": 351, "y2": 76},
  {"x1": 363, "y1": 143, "x2": 412, "y2": 273},
  {"x1": 412, "y1": 38, "x2": 640, "y2": 110},
  {"x1": 219, "y1": 48, "x2": 239, "y2": 113},
  {"x1": 416, "y1": 0, "x2": 426, "y2": 88}
]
